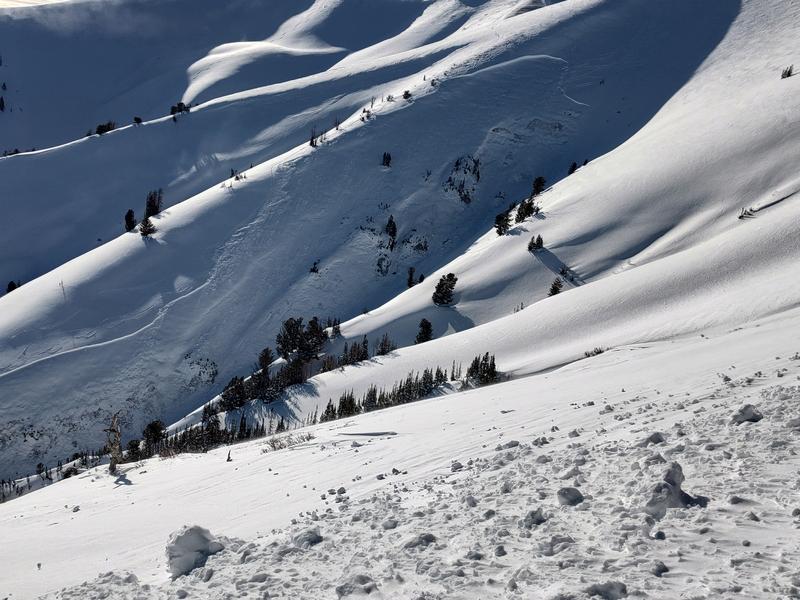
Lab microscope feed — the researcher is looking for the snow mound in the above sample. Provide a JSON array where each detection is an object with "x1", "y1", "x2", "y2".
[{"x1": 165, "y1": 525, "x2": 224, "y2": 578}]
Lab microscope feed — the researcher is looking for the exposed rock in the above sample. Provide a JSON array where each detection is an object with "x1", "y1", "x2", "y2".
[
  {"x1": 731, "y1": 404, "x2": 763, "y2": 425},
  {"x1": 403, "y1": 533, "x2": 436, "y2": 549},
  {"x1": 520, "y1": 508, "x2": 547, "y2": 529},
  {"x1": 650, "y1": 561, "x2": 669, "y2": 577},
  {"x1": 644, "y1": 462, "x2": 709, "y2": 520},
  {"x1": 638, "y1": 432, "x2": 666, "y2": 447},
  {"x1": 584, "y1": 581, "x2": 628, "y2": 599},
  {"x1": 335, "y1": 574, "x2": 378, "y2": 597},
  {"x1": 557, "y1": 487, "x2": 584, "y2": 506},
  {"x1": 293, "y1": 527, "x2": 323, "y2": 548}
]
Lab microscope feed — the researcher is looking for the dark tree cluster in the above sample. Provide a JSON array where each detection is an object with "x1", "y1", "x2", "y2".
[
  {"x1": 170, "y1": 102, "x2": 190, "y2": 116},
  {"x1": 381, "y1": 152, "x2": 392, "y2": 167},
  {"x1": 385, "y1": 215, "x2": 397, "y2": 250},
  {"x1": 465, "y1": 352, "x2": 499, "y2": 385},
  {"x1": 93, "y1": 121, "x2": 116, "y2": 135},
  {"x1": 213, "y1": 315, "x2": 340, "y2": 413},
  {"x1": 494, "y1": 210, "x2": 511, "y2": 235},
  {"x1": 407, "y1": 266, "x2": 424, "y2": 288},
  {"x1": 528, "y1": 234, "x2": 544, "y2": 252},
  {"x1": 5, "y1": 280, "x2": 20, "y2": 294},
  {"x1": 320, "y1": 352, "x2": 500, "y2": 423},
  {"x1": 124, "y1": 209, "x2": 137, "y2": 232},
  {"x1": 144, "y1": 188, "x2": 163, "y2": 218},
  {"x1": 432, "y1": 273, "x2": 458, "y2": 305},
  {"x1": 415, "y1": 318, "x2": 433, "y2": 344},
  {"x1": 548, "y1": 277, "x2": 563, "y2": 296}
]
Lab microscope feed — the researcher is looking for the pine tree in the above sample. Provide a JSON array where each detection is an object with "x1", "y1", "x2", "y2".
[
  {"x1": 432, "y1": 273, "x2": 458, "y2": 306},
  {"x1": 220, "y1": 376, "x2": 247, "y2": 411},
  {"x1": 139, "y1": 216, "x2": 156, "y2": 237},
  {"x1": 528, "y1": 234, "x2": 543, "y2": 252},
  {"x1": 142, "y1": 419, "x2": 165, "y2": 457},
  {"x1": 0, "y1": 96, "x2": 5, "y2": 112},
  {"x1": 532, "y1": 175, "x2": 546, "y2": 196},
  {"x1": 548, "y1": 277, "x2": 563, "y2": 296},
  {"x1": 6, "y1": 280, "x2": 17, "y2": 294},
  {"x1": 375, "y1": 333, "x2": 396, "y2": 356},
  {"x1": 320, "y1": 400, "x2": 337, "y2": 422},
  {"x1": 276, "y1": 317, "x2": 304, "y2": 359},
  {"x1": 568, "y1": 161, "x2": 578, "y2": 175},
  {"x1": 124, "y1": 209, "x2": 137, "y2": 232},
  {"x1": 415, "y1": 318, "x2": 433, "y2": 344},
  {"x1": 385, "y1": 215, "x2": 397, "y2": 239},
  {"x1": 258, "y1": 347, "x2": 274, "y2": 374},
  {"x1": 407, "y1": 266, "x2": 416, "y2": 288},
  {"x1": 144, "y1": 188, "x2": 163, "y2": 219},
  {"x1": 494, "y1": 211, "x2": 510, "y2": 235}
]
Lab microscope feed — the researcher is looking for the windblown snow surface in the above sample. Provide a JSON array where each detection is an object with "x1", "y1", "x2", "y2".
[{"x1": 2, "y1": 0, "x2": 800, "y2": 596}]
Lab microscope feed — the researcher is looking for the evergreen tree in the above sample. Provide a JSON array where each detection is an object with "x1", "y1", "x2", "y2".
[
  {"x1": 415, "y1": 318, "x2": 433, "y2": 344},
  {"x1": 385, "y1": 215, "x2": 397, "y2": 239},
  {"x1": 219, "y1": 376, "x2": 247, "y2": 411},
  {"x1": 374, "y1": 333, "x2": 396, "y2": 356},
  {"x1": 532, "y1": 175, "x2": 546, "y2": 196},
  {"x1": 320, "y1": 399, "x2": 337, "y2": 422},
  {"x1": 362, "y1": 386, "x2": 378, "y2": 412},
  {"x1": 432, "y1": 273, "x2": 458, "y2": 305},
  {"x1": 258, "y1": 347, "x2": 274, "y2": 374},
  {"x1": 407, "y1": 266, "x2": 416, "y2": 288},
  {"x1": 6, "y1": 280, "x2": 17, "y2": 294},
  {"x1": 125, "y1": 439, "x2": 141, "y2": 462},
  {"x1": 139, "y1": 216, "x2": 156, "y2": 237},
  {"x1": 299, "y1": 317, "x2": 327, "y2": 361},
  {"x1": 528, "y1": 234, "x2": 543, "y2": 252},
  {"x1": 144, "y1": 188, "x2": 163, "y2": 219},
  {"x1": 494, "y1": 211, "x2": 511, "y2": 235},
  {"x1": 548, "y1": 277, "x2": 563, "y2": 296},
  {"x1": 276, "y1": 317, "x2": 304, "y2": 359},
  {"x1": 568, "y1": 161, "x2": 578, "y2": 175},
  {"x1": 336, "y1": 391, "x2": 359, "y2": 418},
  {"x1": 0, "y1": 96, "x2": 4, "y2": 112},
  {"x1": 124, "y1": 209, "x2": 137, "y2": 232},
  {"x1": 142, "y1": 420, "x2": 165, "y2": 457},
  {"x1": 381, "y1": 152, "x2": 392, "y2": 167}
]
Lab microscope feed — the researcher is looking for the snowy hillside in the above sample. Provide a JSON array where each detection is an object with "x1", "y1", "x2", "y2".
[
  {"x1": 3, "y1": 308, "x2": 800, "y2": 598},
  {"x1": 0, "y1": 0, "x2": 766, "y2": 479},
  {"x1": 2, "y1": 0, "x2": 800, "y2": 597}
]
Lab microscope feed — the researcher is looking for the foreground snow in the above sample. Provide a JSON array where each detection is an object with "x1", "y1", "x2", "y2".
[{"x1": 4, "y1": 308, "x2": 800, "y2": 598}]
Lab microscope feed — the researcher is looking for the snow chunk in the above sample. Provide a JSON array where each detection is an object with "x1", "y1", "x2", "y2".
[{"x1": 166, "y1": 526, "x2": 224, "y2": 578}]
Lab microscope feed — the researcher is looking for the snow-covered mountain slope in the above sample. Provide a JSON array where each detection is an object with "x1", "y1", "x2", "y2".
[
  {"x1": 3, "y1": 307, "x2": 800, "y2": 598},
  {"x1": 0, "y1": 0, "x2": 759, "y2": 479},
  {"x1": 180, "y1": 0, "x2": 800, "y2": 429}
]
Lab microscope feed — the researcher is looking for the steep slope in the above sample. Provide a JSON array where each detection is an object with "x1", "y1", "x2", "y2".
[
  {"x1": 181, "y1": 0, "x2": 800, "y2": 429},
  {"x1": 0, "y1": 0, "x2": 743, "y2": 478}
]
